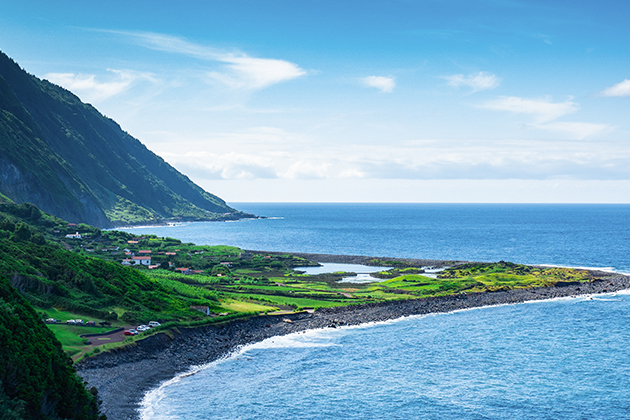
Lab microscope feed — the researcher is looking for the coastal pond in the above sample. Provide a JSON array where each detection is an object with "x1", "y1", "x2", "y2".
[
  {"x1": 293, "y1": 262, "x2": 392, "y2": 283},
  {"x1": 293, "y1": 262, "x2": 446, "y2": 283}
]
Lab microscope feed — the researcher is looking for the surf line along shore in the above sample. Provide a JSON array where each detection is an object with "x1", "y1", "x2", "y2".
[{"x1": 76, "y1": 270, "x2": 630, "y2": 420}]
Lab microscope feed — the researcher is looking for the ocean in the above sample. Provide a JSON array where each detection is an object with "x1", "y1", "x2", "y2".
[
  {"x1": 124, "y1": 203, "x2": 630, "y2": 272},
  {"x1": 124, "y1": 204, "x2": 630, "y2": 419}
]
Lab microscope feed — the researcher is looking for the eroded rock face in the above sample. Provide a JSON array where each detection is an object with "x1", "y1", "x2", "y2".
[{"x1": 0, "y1": 157, "x2": 111, "y2": 227}]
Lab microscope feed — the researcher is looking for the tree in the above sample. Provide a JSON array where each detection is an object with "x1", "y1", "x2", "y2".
[{"x1": 12, "y1": 223, "x2": 31, "y2": 242}]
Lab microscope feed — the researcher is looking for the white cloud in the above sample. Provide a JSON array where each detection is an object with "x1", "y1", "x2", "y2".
[
  {"x1": 479, "y1": 96, "x2": 579, "y2": 123},
  {"x1": 478, "y1": 95, "x2": 609, "y2": 139},
  {"x1": 444, "y1": 71, "x2": 500, "y2": 92},
  {"x1": 536, "y1": 122, "x2": 610, "y2": 140},
  {"x1": 361, "y1": 76, "x2": 395, "y2": 93},
  {"x1": 45, "y1": 69, "x2": 155, "y2": 102},
  {"x1": 166, "y1": 152, "x2": 277, "y2": 180},
  {"x1": 282, "y1": 161, "x2": 331, "y2": 179},
  {"x1": 338, "y1": 168, "x2": 366, "y2": 178},
  {"x1": 112, "y1": 31, "x2": 306, "y2": 90},
  {"x1": 601, "y1": 79, "x2": 630, "y2": 97}
]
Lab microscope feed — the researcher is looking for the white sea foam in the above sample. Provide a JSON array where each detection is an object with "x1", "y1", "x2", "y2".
[{"x1": 139, "y1": 327, "x2": 343, "y2": 418}]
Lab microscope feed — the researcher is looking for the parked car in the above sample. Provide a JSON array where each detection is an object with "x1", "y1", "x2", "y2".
[
  {"x1": 124, "y1": 329, "x2": 139, "y2": 335},
  {"x1": 137, "y1": 325, "x2": 149, "y2": 332},
  {"x1": 149, "y1": 321, "x2": 160, "y2": 327},
  {"x1": 66, "y1": 320, "x2": 76, "y2": 325},
  {"x1": 45, "y1": 318, "x2": 57, "y2": 323}
]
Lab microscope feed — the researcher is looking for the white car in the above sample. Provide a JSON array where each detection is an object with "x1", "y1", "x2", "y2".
[
  {"x1": 137, "y1": 325, "x2": 149, "y2": 332},
  {"x1": 148, "y1": 321, "x2": 160, "y2": 327}
]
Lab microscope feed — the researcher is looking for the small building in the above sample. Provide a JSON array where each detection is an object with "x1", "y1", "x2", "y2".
[
  {"x1": 189, "y1": 306, "x2": 210, "y2": 316},
  {"x1": 175, "y1": 267, "x2": 191, "y2": 275},
  {"x1": 148, "y1": 264, "x2": 160, "y2": 270},
  {"x1": 138, "y1": 250, "x2": 152, "y2": 254},
  {"x1": 66, "y1": 232, "x2": 82, "y2": 239},
  {"x1": 127, "y1": 240, "x2": 139, "y2": 244},
  {"x1": 132, "y1": 256, "x2": 151, "y2": 266},
  {"x1": 122, "y1": 257, "x2": 151, "y2": 266},
  {"x1": 165, "y1": 252, "x2": 177, "y2": 256}
]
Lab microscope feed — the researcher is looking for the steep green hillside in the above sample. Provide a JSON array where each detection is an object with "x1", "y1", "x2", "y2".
[
  {"x1": 0, "y1": 50, "x2": 249, "y2": 227},
  {"x1": 0, "y1": 224, "x2": 227, "y2": 325},
  {"x1": 0, "y1": 274, "x2": 104, "y2": 419}
]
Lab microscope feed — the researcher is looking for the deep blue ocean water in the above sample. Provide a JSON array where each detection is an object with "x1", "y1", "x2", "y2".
[
  {"x1": 129, "y1": 204, "x2": 630, "y2": 419},
  {"x1": 125, "y1": 203, "x2": 630, "y2": 272}
]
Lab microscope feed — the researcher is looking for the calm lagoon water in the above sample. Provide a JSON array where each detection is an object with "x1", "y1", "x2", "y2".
[{"x1": 128, "y1": 204, "x2": 630, "y2": 419}]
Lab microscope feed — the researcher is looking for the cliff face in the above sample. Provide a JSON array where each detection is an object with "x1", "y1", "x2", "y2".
[{"x1": 0, "y1": 50, "x2": 237, "y2": 228}]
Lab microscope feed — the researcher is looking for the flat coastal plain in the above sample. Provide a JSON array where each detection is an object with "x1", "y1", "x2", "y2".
[{"x1": 76, "y1": 255, "x2": 630, "y2": 420}]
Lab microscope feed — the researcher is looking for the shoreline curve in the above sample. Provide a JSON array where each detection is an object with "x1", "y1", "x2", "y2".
[{"x1": 76, "y1": 269, "x2": 630, "y2": 420}]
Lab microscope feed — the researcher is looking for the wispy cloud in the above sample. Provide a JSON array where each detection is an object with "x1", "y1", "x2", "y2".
[
  {"x1": 444, "y1": 71, "x2": 500, "y2": 92},
  {"x1": 478, "y1": 96, "x2": 611, "y2": 139},
  {"x1": 111, "y1": 30, "x2": 306, "y2": 90},
  {"x1": 45, "y1": 69, "x2": 155, "y2": 102},
  {"x1": 600, "y1": 79, "x2": 630, "y2": 97},
  {"x1": 360, "y1": 76, "x2": 395, "y2": 93},
  {"x1": 536, "y1": 122, "x2": 611, "y2": 140},
  {"x1": 168, "y1": 152, "x2": 278, "y2": 180},
  {"x1": 282, "y1": 161, "x2": 331, "y2": 179},
  {"x1": 479, "y1": 96, "x2": 579, "y2": 123}
]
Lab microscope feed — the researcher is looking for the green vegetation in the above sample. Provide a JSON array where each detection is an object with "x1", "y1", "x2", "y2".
[
  {"x1": 0, "y1": 199, "x2": 609, "y2": 419},
  {"x1": 0, "y1": 50, "x2": 252, "y2": 228},
  {"x1": 0, "y1": 200, "x2": 604, "y2": 366},
  {"x1": 0, "y1": 275, "x2": 104, "y2": 419}
]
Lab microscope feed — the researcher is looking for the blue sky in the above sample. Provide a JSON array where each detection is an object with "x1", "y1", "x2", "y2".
[{"x1": 2, "y1": 0, "x2": 629, "y2": 202}]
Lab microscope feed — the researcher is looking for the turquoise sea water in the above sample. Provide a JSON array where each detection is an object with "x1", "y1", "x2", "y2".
[{"x1": 127, "y1": 204, "x2": 630, "y2": 419}]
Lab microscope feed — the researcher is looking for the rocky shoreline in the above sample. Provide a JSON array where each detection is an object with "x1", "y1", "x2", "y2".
[{"x1": 76, "y1": 271, "x2": 630, "y2": 420}]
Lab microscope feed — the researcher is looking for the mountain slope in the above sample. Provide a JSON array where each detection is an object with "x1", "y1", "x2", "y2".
[{"x1": 0, "y1": 50, "x2": 244, "y2": 228}]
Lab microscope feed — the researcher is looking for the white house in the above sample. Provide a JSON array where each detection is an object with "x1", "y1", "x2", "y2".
[
  {"x1": 122, "y1": 256, "x2": 151, "y2": 266},
  {"x1": 132, "y1": 256, "x2": 151, "y2": 266},
  {"x1": 65, "y1": 232, "x2": 82, "y2": 239}
]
